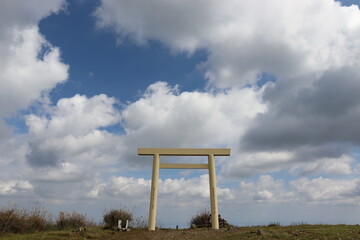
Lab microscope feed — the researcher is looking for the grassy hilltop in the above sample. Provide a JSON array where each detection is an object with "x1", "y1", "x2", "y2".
[{"x1": 2, "y1": 224, "x2": 360, "y2": 240}]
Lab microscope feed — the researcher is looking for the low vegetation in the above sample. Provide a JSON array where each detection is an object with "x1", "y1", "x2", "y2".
[
  {"x1": 190, "y1": 208, "x2": 229, "y2": 229},
  {"x1": 56, "y1": 211, "x2": 94, "y2": 230},
  {"x1": 2, "y1": 224, "x2": 360, "y2": 240},
  {"x1": 0, "y1": 204, "x2": 93, "y2": 234},
  {"x1": 0, "y1": 203, "x2": 52, "y2": 234},
  {"x1": 2, "y1": 204, "x2": 360, "y2": 239}
]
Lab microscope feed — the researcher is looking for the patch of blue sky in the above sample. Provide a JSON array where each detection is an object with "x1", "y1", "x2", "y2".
[
  {"x1": 100, "y1": 168, "x2": 152, "y2": 181},
  {"x1": 159, "y1": 168, "x2": 209, "y2": 180},
  {"x1": 98, "y1": 124, "x2": 125, "y2": 135},
  {"x1": 39, "y1": 0, "x2": 207, "y2": 106},
  {"x1": 100, "y1": 166, "x2": 210, "y2": 182},
  {"x1": 272, "y1": 165, "x2": 358, "y2": 182},
  {"x1": 5, "y1": 102, "x2": 49, "y2": 134},
  {"x1": 5, "y1": 115, "x2": 28, "y2": 135},
  {"x1": 337, "y1": 0, "x2": 360, "y2": 7},
  {"x1": 36, "y1": 42, "x2": 53, "y2": 62},
  {"x1": 256, "y1": 72, "x2": 277, "y2": 88},
  {"x1": 351, "y1": 145, "x2": 360, "y2": 155}
]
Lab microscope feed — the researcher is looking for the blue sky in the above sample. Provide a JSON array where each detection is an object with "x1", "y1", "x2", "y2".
[
  {"x1": 39, "y1": 1, "x2": 207, "y2": 103},
  {"x1": 1, "y1": 0, "x2": 360, "y2": 228}
]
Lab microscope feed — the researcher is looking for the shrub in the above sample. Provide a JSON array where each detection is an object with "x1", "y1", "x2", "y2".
[
  {"x1": 190, "y1": 209, "x2": 211, "y2": 228},
  {"x1": 190, "y1": 208, "x2": 229, "y2": 228},
  {"x1": 27, "y1": 204, "x2": 53, "y2": 231},
  {"x1": 103, "y1": 208, "x2": 133, "y2": 229},
  {"x1": 0, "y1": 203, "x2": 52, "y2": 234},
  {"x1": 56, "y1": 211, "x2": 89, "y2": 230}
]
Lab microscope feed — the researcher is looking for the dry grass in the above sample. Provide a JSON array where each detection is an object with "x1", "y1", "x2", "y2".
[
  {"x1": 0, "y1": 203, "x2": 52, "y2": 234},
  {"x1": 56, "y1": 211, "x2": 94, "y2": 230},
  {"x1": 0, "y1": 204, "x2": 96, "y2": 234}
]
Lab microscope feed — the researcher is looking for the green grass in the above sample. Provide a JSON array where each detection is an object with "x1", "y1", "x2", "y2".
[{"x1": 1, "y1": 224, "x2": 360, "y2": 240}]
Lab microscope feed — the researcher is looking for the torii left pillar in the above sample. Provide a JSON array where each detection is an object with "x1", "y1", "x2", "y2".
[{"x1": 149, "y1": 153, "x2": 160, "y2": 231}]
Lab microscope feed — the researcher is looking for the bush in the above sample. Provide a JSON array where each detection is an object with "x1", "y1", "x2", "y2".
[
  {"x1": 190, "y1": 209, "x2": 211, "y2": 228},
  {"x1": 0, "y1": 203, "x2": 52, "y2": 234},
  {"x1": 56, "y1": 211, "x2": 90, "y2": 230},
  {"x1": 103, "y1": 208, "x2": 133, "y2": 229},
  {"x1": 27, "y1": 204, "x2": 53, "y2": 231},
  {"x1": 190, "y1": 208, "x2": 229, "y2": 229}
]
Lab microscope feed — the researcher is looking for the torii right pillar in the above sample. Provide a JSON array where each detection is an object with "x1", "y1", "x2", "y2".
[{"x1": 208, "y1": 153, "x2": 219, "y2": 229}]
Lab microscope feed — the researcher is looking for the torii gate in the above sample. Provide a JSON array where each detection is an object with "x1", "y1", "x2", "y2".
[{"x1": 138, "y1": 148, "x2": 231, "y2": 231}]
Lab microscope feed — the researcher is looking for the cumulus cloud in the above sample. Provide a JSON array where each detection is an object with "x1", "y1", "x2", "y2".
[
  {"x1": 289, "y1": 155, "x2": 354, "y2": 176},
  {"x1": 91, "y1": 173, "x2": 360, "y2": 206},
  {"x1": 0, "y1": 0, "x2": 65, "y2": 31},
  {"x1": 94, "y1": 0, "x2": 360, "y2": 87},
  {"x1": 94, "y1": 0, "x2": 360, "y2": 181},
  {"x1": 92, "y1": 174, "x2": 234, "y2": 206},
  {"x1": 222, "y1": 149, "x2": 356, "y2": 178},
  {"x1": 0, "y1": 93, "x2": 123, "y2": 203},
  {"x1": 237, "y1": 175, "x2": 360, "y2": 205},
  {"x1": 25, "y1": 94, "x2": 122, "y2": 167},
  {"x1": 237, "y1": 68, "x2": 360, "y2": 177},
  {"x1": 0, "y1": 180, "x2": 33, "y2": 196},
  {"x1": 222, "y1": 151, "x2": 294, "y2": 178},
  {"x1": 0, "y1": 1, "x2": 68, "y2": 119},
  {"x1": 238, "y1": 175, "x2": 288, "y2": 202},
  {"x1": 0, "y1": 0, "x2": 72, "y2": 202},
  {"x1": 243, "y1": 68, "x2": 360, "y2": 151},
  {"x1": 18, "y1": 82, "x2": 262, "y2": 203},
  {"x1": 120, "y1": 81, "x2": 265, "y2": 166},
  {"x1": 289, "y1": 177, "x2": 358, "y2": 203}
]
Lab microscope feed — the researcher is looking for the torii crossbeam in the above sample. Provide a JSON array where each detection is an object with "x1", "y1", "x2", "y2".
[{"x1": 138, "y1": 148, "x2": 231, "y2": 230}]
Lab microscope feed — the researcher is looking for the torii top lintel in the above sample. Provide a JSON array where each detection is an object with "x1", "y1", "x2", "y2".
[{"x1": 137, "y1": 148, "x2": 231, "y2": 156}]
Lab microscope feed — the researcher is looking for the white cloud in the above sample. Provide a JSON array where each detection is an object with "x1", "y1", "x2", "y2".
[
  {"x1": 30, "y1": 162, "x2": 92, "y2": 183},
  {"x1": 25, "y1": 94, "x2": 122, "y2": 167},
  {"x1": 0, "y1": 2, "x2": 68, "y2": 118},
  {"x1": 95, "y1": 0, "x2": 360, "y2": 87},
  {"x1": 238, "y1": 175, "x2": 289, "y2": 202},
  {"x1": 237, "y1": 174, "x2": 360, "y2": 205},
  {"x1": 93, "y1": 174, "x2": 234, "y2": 206},
  {"x1": 290, "y1": 155, "x2": 354, "y2": 176},
  {"x1": 222, "y1": 150, "x2": 356, "y2": 178},
  {"x1": 289, "y1": 177, "x2": 358, "y2": 203},
  {"x1": 26, "y1": 94, "x2": 121, "y2": 137},
  {"x1": 0, "y1": 2, "x2": 69, "y2": 175},
  {"x1": 0, "y1": 180, "x2": 33, "y2": 196},
  {"x1": 121, "y1": 81, "x2": 265, "y2": 166},
  {"x1": 222, "y1": 151, "x2": 294, "y2": 178},
  {"x1": 94, "y1": 1, "x2": 360, "y2": 187},
  {"x1": 91, "y1": 173, "x2": 360, "y2": 207},
  {"x1": 0, "y1": 93, "x2": 123, "y2": 202},
  {"x1": 0, "y1": 0, "x2": 65, "y2": 31}
]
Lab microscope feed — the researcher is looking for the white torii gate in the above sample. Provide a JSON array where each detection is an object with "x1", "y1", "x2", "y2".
[{"x1": 138, "y1": 148, "x2": 231, "y2": 231}]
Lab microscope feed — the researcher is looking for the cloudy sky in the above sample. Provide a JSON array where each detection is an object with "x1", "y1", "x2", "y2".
[{"x1": 1, "y1": 0, "x2": 360, "y2": 227}]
